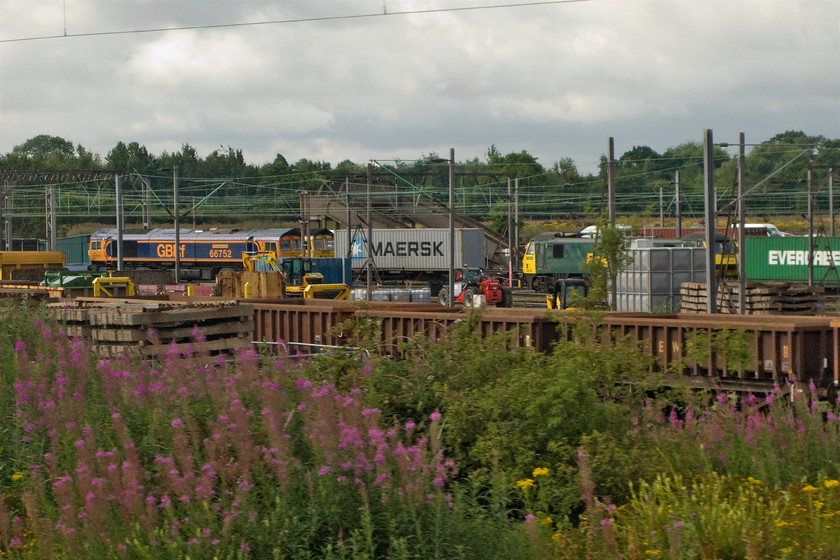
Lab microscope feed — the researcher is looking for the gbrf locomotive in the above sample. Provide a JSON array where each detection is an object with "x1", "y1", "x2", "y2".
[{"x1": 89, "y1": 227, "x2": 335, "y2": 280}]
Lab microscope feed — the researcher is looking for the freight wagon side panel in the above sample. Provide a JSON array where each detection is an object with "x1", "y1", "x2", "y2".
[{"x1": 745, "y1": 237, "x2": 840, "y2": 284}]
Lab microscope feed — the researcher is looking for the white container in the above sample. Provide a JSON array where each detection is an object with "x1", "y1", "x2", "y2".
[{"x1": 335, "y1": 228, "x2": 486, "y2": 272}]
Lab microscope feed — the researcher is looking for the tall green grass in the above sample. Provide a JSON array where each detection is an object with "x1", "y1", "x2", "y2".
[{"x1": 3, "y1": 302, "x2": 840, "y2": 558}]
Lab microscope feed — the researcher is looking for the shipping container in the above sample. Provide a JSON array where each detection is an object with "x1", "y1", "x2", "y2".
[
  {"x1": 57, "y1": 234, "x2": 91, "y2": 266},
  {"x1": 745, "y1": 237, "x2": 840, "y2": 285},
  {"x1": 334, "y1": 229, "x2": 487, "y2": 277},
  {"x1": 310, "y1": 257, "x2": 353, "y2": 285}
]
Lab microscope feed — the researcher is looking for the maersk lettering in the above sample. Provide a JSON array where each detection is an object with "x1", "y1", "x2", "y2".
[{"x1": 372, "y1": 241, "x2": 444, "y2": 257}]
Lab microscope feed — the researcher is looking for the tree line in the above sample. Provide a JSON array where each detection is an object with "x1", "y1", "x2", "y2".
[{"x1": 0, "y1": 131, "x2": 838, "y2": 234}]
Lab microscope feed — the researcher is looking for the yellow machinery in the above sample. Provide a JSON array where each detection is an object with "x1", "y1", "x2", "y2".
[
  {"x1": 241, "y1": 253, "x2": 349, "y2": 300},
  {"x1": 0, "y1": 251, "x2": 65, "y2": 281},
  {"x1": 545, "y1": 278, "x2": 588, "y2": 309}
]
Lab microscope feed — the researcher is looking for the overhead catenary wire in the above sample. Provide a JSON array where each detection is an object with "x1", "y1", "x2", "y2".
[{"x1": 0, "y1": 0, "x2": 588, "y2": 43}]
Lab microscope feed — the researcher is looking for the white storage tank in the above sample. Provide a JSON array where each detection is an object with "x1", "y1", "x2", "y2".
[{"x1": 615, "y1": 246, "x2": 707, "y2": 312}]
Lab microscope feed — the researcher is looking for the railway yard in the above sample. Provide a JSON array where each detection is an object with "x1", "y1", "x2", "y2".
[{"x1": 4, "y1": 222, "x2": 840, "y2": 397}]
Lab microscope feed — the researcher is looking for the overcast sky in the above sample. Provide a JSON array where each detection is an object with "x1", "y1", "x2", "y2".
[{"x1": 1, "y1": 0, "x2": 838, "y2": 174}]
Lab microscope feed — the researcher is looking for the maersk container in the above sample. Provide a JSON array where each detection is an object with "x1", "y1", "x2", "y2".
[
  {"x1": 334, "y1": 229, "x2": 486, "y2": 272},
  {"x1": 615, "y1": 246, "x2": 706, "y2": 312},
  {"x1": 745, "y1": 237, "x2": 840, "y2": 284}
]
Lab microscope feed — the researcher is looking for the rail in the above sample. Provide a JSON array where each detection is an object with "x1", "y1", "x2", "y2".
[{"x1": 253, "y1": 340, "x2": 369, "y2": 359}]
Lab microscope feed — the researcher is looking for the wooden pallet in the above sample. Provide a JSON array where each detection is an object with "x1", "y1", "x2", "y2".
[{"x1": 48, "y1": 298, "x2": 254, "y2": 357}]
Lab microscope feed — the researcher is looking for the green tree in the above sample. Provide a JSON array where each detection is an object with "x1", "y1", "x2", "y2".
[
  {"x1": 106, "y1": 141, "x2": 157, "y2": 174},
  {"x1": 4, "y1": 135, "x2": 79, "y2": 168}
]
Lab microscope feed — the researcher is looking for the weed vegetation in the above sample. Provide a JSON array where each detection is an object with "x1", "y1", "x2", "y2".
[{"x1": 1, "y1": 302, "x2": 839, "y2": 558}]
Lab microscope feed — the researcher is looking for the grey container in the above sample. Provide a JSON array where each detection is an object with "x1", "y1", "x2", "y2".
[
  {"x1": 334, "y1": 228, "x2": 486, "y2": 272},
  {"x1": 390, "y1": 289, "x2": 411, "y2": 302},
  {"x1": 410, "y1": 288, "x2": 431, "y2": 303},
  {"x1": 370, "y1": 290, "x2": 391, "y2": 302},
  {"x1": 615, "y1": 247, "x2": 707, "y2": 312}
]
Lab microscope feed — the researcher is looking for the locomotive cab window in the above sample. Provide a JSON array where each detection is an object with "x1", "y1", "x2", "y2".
[
  {"x1": 265, "y1": 242, "x2": 277, "y2": 253},
  {"x1": 552, "y1": 245, "x2": 565, "y2": 259},
  {"x1": 91, "y1": 241, "x2": 102, "y2": 250},
  {"x1": 314, "y1": 239, "x2": 325, "y2": 250},
  {"x1": 280, "y1": 240, "x2": 292, "y2": 251}
]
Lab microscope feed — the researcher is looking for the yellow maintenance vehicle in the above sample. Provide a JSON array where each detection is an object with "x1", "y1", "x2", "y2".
[{"x1": 241, "y1": 252, "x2": 350, "y2": 300}]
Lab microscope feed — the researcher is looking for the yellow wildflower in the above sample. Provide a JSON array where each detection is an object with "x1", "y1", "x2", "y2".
[
  {"x1": 532, "y1": 467, "x2": 550, "y2": 478},
  {"x1": 540, "y1": 516, "x2": 553, "y2": 527},
  {"x1": 824, "y1": 479, "x2": 840, "y2": 488},
  {"x1": 515, "y1": 478, "x2": 536, "y2": 490},
  {"x1": 11, "y1": 472, "x2": 23, "y2": 482},
  {"x1": 803, "y1": 485, "x2": 819, "y2": 493},
  {"x1": 747, "y1": 476, "x2": 762, "y2": 486}
]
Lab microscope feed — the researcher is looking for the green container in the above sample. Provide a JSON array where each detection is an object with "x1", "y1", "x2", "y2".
[
  {"x1": 42, "y1": 270, "x2": 108, "y2": 287},
  {"x1": 56, "y1": 234, "x2": 91, "y2": 265},
  {"x1": 744, "y1": 237, "x2": 840, "y2": 284}
]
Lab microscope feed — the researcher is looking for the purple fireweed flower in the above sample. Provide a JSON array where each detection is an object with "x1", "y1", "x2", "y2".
[
  {"x1": 405, "y1": 420, "x2": 415, "y2": 431},
  {"x1": 601, "y1": 518, "x2": 613, "y2": 526},
  {"x1": 171, "y1": 418, "x2": 184, "y2": 428},
  {"x1": 296, "y1": 378, "x2": 312, "y2": 390},
  {"x1": 318, "y1": 466, "x2": 332, "y2": 476},
  {"x1": 15, "y1": 340, "x2": 25, "y2": 352},
  {"x1": 430, "y1": 410, "x2": 442, "y2": 421},
  {"x1": 362, "y1": 408, "x2": 380, "y2": 417}
]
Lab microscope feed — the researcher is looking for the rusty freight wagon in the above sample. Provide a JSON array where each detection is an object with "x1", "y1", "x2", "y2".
[{"x1": 247, "y1": 300, "x2": 838, "y2": 395}]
